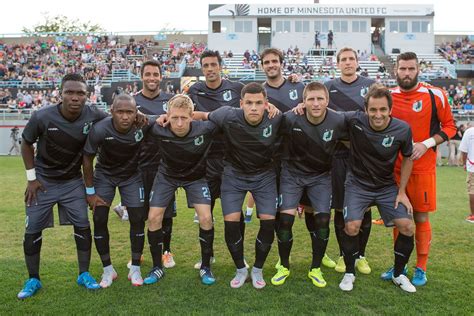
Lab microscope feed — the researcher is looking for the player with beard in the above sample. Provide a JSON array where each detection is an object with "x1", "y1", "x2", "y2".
[
  {"x1": 260, "y1": 48, "x2": 336, "y2": 275},
  {"x1": 188, "y1": 50, "x2": 244, "y2": 269},
  {"x1": 324, "y1": 47, "x2": 375, "y2": 275},
  {"x1": 380, "y1": 52, "x2": 456, "y2": 286}
]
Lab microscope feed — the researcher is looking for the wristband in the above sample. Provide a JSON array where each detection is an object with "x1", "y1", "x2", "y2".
[
  {"x1": 26, "y1": 168, "x2": 36, "y2": 181},
  {"x1": 85, "y1": 187, "x2": 96, "y2": 195},
  {"x1": 421, "y1": 137, "x2": 436, "y2": 149}
]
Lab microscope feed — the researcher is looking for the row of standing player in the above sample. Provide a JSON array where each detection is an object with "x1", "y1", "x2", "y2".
[{"x1": 17, "y1": 47, "x2": 455, "y2": 299}]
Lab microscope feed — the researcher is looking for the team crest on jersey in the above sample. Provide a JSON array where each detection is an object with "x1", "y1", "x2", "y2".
[
  {"x1": 322, "y1": 129, "x2": 334, "y2": 142},
  {"x1": 382, "y1": 135, "x2": 394, "y2": 148},
  {"x1": 360, "y1": 87, "x2": 369, "y2": 97},
  {"x1": 223, "y1": 90, "x2": 232, "y2": 102},
  {"x1": 289, "y1": 89, "x2": 298, "y2": 101},
  {"x1": 263, "y1": 125, "x2": 272, "y2": 138},
  {"x1": 194, "y1": 135, "x2": 204, "y2": 146},
  {"x1": 134, "y1": 129, "x2": 144, "y2": 142},
  {"x1": 82, "y1": 122, "x2": 93, "y2": 135},
  {"x1": 412, "y1": 100, "x2": 422, "y2": 112},
  {"x1": 162, "y1": 102, "x2": 168, "y2": 112}
]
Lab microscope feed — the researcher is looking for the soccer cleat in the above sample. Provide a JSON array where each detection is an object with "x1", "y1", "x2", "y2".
[
  {"x1": 193, "y1": 256, "x2": 216, "y2": 269},
  {"x1": 244, "y1": 213, "x2": 252, "y2": 224},
  {"x1": 193, "y1": 213, "x2": 199, "y2": 223},
  {"x1": 308, "y1": 268, "x2": 327, "y2": 288},
  {"x1": 144, "y1": 267, "x2": 165, "y2": 285},
  {"x1": 100, "y1": 267, "x2": 118, "y2": 288},
  {"x1": 412, "y1": 267, "x2": 427, "y2": 286},
  {"x1": 77, "y1": 272, "x2": 100, "y2": 290},
  {"x1": 339, "y1": 273, "x2": 355, "y2": 291},
  {"x1": 372, "y1": 218, "x2": 384, "y2": 225},
  {"x1": 274, "y1": 259, "x2": 282, "y2": 270},
  {"x1": 335, "y1": 256, "x2": 346, "y2": 273},
  {"x1": 271, "y1": 266, "x2": 290, "y2": 286},
  {"x1": 113, "y1": 204, "x2": 124, "y2": 218},
  {"x1": 128, "y1": 268, "x2": 143, "y2": 286},
  {"x1": 17, "y1": 278, "x2": 42, "y2": 300},
  {"x1": 162, "y1": 251, "x2": 176, "y2": 268},
  {"x1": 322, "y1": 253, "x2": 336, "y2": 268},
  {"x1": 200, "y1": 267, "x2": 216, "y2": 285},
  {"x1": 356, "y1": 256, "x2": 371, "y2": 274},
  {"x1": 392, "y1": 274, "x2": 416, "y2": 293},
  {"x1": 251, "y1": 268, "x2": 266, "y2": 289},
  {"x1": 121, "y1": 209, "x2": 129, "y2": 221},
  {"x1": 381, "y1": 266, "x2": 408, "y2": 281},
  {"x1": 127, "y1": 255, "x2": 144, "y2": 269},
  {"x1": 230, "y1": 268, "x2": 248, "y2": 288},
  {"x1": 466, "y1": 214, "x2": 474, "y2": 223}
]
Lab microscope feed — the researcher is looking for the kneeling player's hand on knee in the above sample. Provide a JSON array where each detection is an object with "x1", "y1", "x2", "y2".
[{"x1": 395, "y1": 191, "x2": 413, "y2": 215}]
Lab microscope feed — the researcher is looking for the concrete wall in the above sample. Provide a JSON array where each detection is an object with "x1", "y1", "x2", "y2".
[{"x1": 384, "y1": 17, "x2": 435, "y2": 54}]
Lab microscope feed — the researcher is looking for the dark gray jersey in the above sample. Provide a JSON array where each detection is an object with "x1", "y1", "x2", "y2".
[
  {"x1": 281, "y1": 109, "x2": 348, "y2": 175},
  {"x1": 325, "y1": 76, "x2": 375, "y2": 156},
  {"x1": 149, "y1": 120, "x2": 218, "y2": 181},
  {"x1": 345, "y1": 111, "x2": 413, "y2": 190},
  {"x1": 209, "y1": 106, "x2": 283, "y2": 174},
  {"x1": 83, "y1": 117, "x2": 154, "y2": 181},
  {"x1": 325, "y1": 76, "x2": 375, "y2": 112},
  {"x1": 264, "y1": 79, "x2": 305, "y2": 112},
  {"x1": 134, "y1": 91, "x2": 174, "y2": 171},
  {"x1": 188, "y1": 79, "x2": 243, "y2": 158},
  {"x1": 22, "y1": 103, "x2": 108, "y2": 180}
]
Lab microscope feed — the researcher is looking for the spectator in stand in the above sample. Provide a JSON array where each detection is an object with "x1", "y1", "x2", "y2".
[
  {"x1": 378, "y1": 62, "x2": 387, "y2": 75},
  {"x1": 327, "y1": 30, "x2": 334, "y2": 48}
]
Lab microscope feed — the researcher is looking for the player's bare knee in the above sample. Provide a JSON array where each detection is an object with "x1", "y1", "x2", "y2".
[{"x1": 345, "y1": 222, "x2": 360, "y2": 236}]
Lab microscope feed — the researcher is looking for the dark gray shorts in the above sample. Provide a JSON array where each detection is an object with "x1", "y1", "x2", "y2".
[
  {"x1": 279, "y1": 168, "x2": 332, "y2": 214},
  {"x1": 331, "y1": 155, "x2": 349, "y2": 210},
  {"x1": 94, "y1": 171, "x2": 144, "y2": 208},
  {"x1": 221, "y1": 167, "x2": 278, "y2": 216},
  {"x1": 206, "y1": 158, "x2": 224, "y2": 202},
  {"x1": 343, "y1": 175, "x2": 412, "y2": 227},
  {"x1": 25, "y1": 176, "x2": 89, "y2": 234},
  {"x1": 141, "y1": 168, "x2": 176, "y2": 218},
  {"x1": 149, "y1": 171, "x2": 211, "y2": 208}
]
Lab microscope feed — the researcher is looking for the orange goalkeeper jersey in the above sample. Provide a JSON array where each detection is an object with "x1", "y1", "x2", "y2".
[{"x1": 391, "y1": 82, "x2": 456, "y2": 174}]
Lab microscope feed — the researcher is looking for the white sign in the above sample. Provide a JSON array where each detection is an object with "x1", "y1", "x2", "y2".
[{"x1": 209, "y1": 4, "x2": 434, "y2": 17}]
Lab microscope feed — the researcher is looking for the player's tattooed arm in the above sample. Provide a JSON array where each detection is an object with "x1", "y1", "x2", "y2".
[
  {"x1": 395, "y1": 156, "x2": 413, "y2": 214},
  {"x1": 21, "y1": 141, "x2": 45, "y2": 207}
]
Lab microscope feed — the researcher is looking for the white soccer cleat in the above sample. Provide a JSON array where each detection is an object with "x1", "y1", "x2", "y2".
[
  {"x1": 128, "y1": 268, "x2": 143, "y2": 286},
  {"x1": 113, "y1": 204, "x2": 124, "y2": 218},
  {"x1": 121, "y1": 209, "x2": 129, "y2": 221},
  {"x1": 230, "y1": 268, "x2": 249, "y2": 289},
  {"x1": 100, "y1": 267, "x2": 118, "y2": 288},
  {"x1": 162, "y1": 251, "x2": 176, "y2": 268},
  {"x1": 194, "y1": 256, "x2": 216, "y2": 269},
  {"x1": 339, "y1": 273, "x2": 356, "y2": 291},
  {"x1": 392, "y1": 274, "x2": 416, "y2": 293}
]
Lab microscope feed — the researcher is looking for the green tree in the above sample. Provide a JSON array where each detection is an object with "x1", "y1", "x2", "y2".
[{"x1": 22, "y1": 13, "x2": 106, "y2": 35}]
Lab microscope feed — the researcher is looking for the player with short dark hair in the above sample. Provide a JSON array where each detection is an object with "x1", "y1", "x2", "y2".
[
  {"x1": 188, "y1": 50, "x2": 244, "y2": 269},
  {"x1": 262, "y1": 47, "x2": 336, "y2": 271},
  {"x1": 271, "y1": 82, "x2": 348, "y2": 287},
  {"x1": 134, "y1": 60, "x2": 177, "y2": 269},
  {"x1": 380, "y1": 52, "x2": 456, "y2": 286},
  {"x1": 144, "y1": 94, "x2": 218, "y2": 286},
  {"x1": 17, "y1": 73, "x2": 105, "y2": 299},
  {"x1": 82, "y1": 94, "x2": 154, "y2": 288},
  {"x1": 325, "y1": 47, "x2": 375, "y2": 274},
  {"x1": 339, "y1": 84, "x2": 416, "y2": 293},
  {"x1": 196, "y1": 82, "x2": 282, "y2": 289}
]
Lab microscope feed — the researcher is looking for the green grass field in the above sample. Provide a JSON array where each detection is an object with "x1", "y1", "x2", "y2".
[{"x1": 1, "y1": 156, "x2": 473, "y2": 315}]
